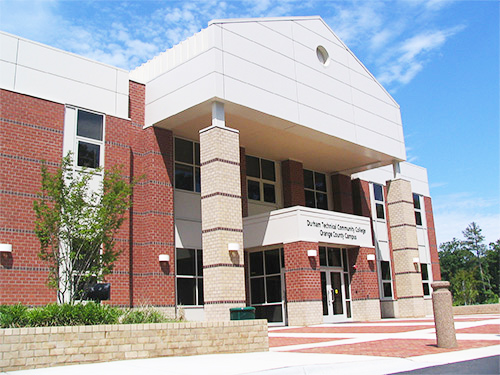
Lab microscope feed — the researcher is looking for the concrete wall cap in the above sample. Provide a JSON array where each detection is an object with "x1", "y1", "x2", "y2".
[{"x1": 432, "y1": 281, "x2": 450, "y2": 289}]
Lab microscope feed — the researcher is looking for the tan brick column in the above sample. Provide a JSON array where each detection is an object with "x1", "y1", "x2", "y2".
[
  {"x1": 200, "y1": 125, "x2": 246, "y2": 321},
  {"x1": 386, "y1": 178, "x2": 425, "y2": 317}
]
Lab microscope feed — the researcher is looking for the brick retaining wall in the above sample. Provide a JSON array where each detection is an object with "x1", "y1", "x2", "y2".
[
  {"x1": 0, "y1": 319, "x2": 269, "y2": 372},
  {"x1": 453, "y1": 303, "x2": 500, "y2": 315}
]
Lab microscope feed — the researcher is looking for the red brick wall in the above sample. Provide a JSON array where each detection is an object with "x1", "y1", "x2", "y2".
[
  {"x1": 352, "y1": 179, "x2": 371, "y2": 217},
  {"x1": 0, "y1": 82, "x2": 177, "y2": 308},
  {"x1": 283, "y1": 241, "x2": 321, "y2": 302},
  {"x1": 424, "y1": 196, "x2": 441, "y2": 281},
  {"x1": 131, "y1": 126, "x2": 175, "y2": 307},
  {"x1": 331, "y1": 174, "x2": 354, "y2": 214},
  {"x1": 0, "y1": 89, "x2": 63, "y2": 305},
  {"x1": 348, "y1": 247, "x2": 380, "y2": 301},
  {"x1": 281, "y1": 160, "x2": 305, "y2": 207}
]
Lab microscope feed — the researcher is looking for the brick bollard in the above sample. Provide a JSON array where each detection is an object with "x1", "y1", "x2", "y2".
[{"x1": 431, "y1": 281, "x2": 457, "y2": 348}]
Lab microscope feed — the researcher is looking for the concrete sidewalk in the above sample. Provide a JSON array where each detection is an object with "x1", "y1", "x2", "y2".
[{"x1": 4, "y1": 315, "x2": 499, "y2": 375}]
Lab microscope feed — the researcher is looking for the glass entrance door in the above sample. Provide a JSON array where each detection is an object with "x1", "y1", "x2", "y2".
[{"x1": 321, "y1": 270, "x2": 347, "y2": 322}]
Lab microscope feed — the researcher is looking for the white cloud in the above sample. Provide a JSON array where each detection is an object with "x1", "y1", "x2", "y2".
[
  {"x1": 376, "y1": 25, "x2": 463, "y2": 87},
  {"x1": 433, "y1": 192, "x2": 500, "y2": 246}
]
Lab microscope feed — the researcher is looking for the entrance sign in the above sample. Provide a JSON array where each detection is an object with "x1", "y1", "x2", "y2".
[{"x1": 244, "y1": 206, "x2": 373, "y2": 248}]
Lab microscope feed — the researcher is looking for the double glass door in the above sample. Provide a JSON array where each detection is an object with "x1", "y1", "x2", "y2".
[
  {"x1": 321, "y1": 271, "x2": 347, "y2": 322},
  {"x1": 320, "y1": 247, "x2": 351, "y2": 323}
]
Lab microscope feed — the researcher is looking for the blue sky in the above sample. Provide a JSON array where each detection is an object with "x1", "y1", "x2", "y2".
[{"x1": 1, "y1": 0, "x2": 498, "y2": 245}]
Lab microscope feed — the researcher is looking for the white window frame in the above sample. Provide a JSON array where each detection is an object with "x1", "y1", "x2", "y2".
[
  {"x1": 421, "y1": 263, "x2": 432, "y2": 297},
  {"x1": 379, "y1": 260, "x2": 394, "y2": 300},
  {"x1": 72, "y1": 108, "x2": 105, "y2": 171},
  {"x1": 413, "y1": 193, "x2": 424, "y2": 227}
]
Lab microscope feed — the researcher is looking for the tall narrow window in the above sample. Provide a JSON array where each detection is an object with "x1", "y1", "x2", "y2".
[
  {"x1": 246, "y1": 156, "x2": 276, "y2": 203},
  {"x1": 76, "y1": 109, "x2": 104, "y2": 169},
  {"x1": 304, "y1": 169, "x2": 328, "y2": 210},
  {"x1": 176, "y1": 248, "x2": 203, "y2": 305},
  {"x1": 249, "y1": 248, "x2": 284, "y2": 323},
  {"x1": 413, "y1": 193, "x2": 423, "y2": 226},
  {"x1": 380, "y1": 261, "x2": 393, "y2": 298},
  {"x1": 421, "y1": 263, "x2": 431, "y2": 296},
  {"x1": 373, "y1": 184, "x2": 385, "y2": 219},
  {"x1": 175, "y1": 138, "x2": 200, "y2": 192}
]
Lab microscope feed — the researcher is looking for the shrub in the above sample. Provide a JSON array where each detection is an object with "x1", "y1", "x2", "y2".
[
  {"x1": 120, "y1": 307, "x2": 168, "y2": 324},
  {"x1": 0, "y1": 304, "x2": 29, "y2": 328},
  {"x1": 0, "y1": 303, "x2": 174, "y2": 328}
]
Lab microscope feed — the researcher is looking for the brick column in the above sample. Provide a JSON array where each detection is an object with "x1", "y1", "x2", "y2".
[
  {"x1": 352, "y1": 178, "x2": 371, "y2": 217},
  {"x1": 283, "y1": 241, "x2": 323, "y2": 326},
  {"x1": 349, "y1": 247, "x2": 381, "y2": 320},
  {"x1": 281, "y1": 160, "x2": 305, "y2": 207},
  {"x1": 424, "y1": 196, "x2": 441, "y2": 281},
  {"x1": 386, "y1": 179, "x2": 425, "y2": 317},
  {"x1": 331, "y1": 174, "x2": 354, "y2": 214},
  {"x1": 132, "y1": 126, "x2": 175, "y2": 309},
  {"x1": 200, "y1": 125, "x2": 246, "y2": 321}
]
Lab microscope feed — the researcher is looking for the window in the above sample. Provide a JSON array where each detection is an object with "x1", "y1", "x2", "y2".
[
  {"x1": 373, "y1": 184, "x2": 385, "y2": 220},
  {"x1": 421, "y1": 263, "x2": 431, "y2": 296},
  {"x1": 175, "y1": 138, "x2": 200, "y2": 192},
  {"x1": 304, "y1": 169, "x2": 328, "y2": 210},
  {"x1": 413, "y1": 193, "x2": 423, "y2": 226},
  {"x1": 246, "y1": 156, "x2": 276, "y2": 203},
  {"x1": 176, "y1": 248, "x2": 203, "y2": 305},
  {"x1": 249, "y1": 248, "x2": 284, "y2": 322},
  {"x1": 380, "y1": 261, "x2": 393, "y2": 298},
  {"x1": 76, "y1": 109, "x2": 104, "y2": 169}
]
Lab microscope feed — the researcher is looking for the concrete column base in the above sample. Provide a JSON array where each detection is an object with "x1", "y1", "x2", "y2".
[
  {"x1": 287, "y1": 301, "x2": 323, "y2": 326},
  {"x1": 397, "y1": 296, "x2": 426, "y2": 318},
  {"x1": 204, "y1": 302, "x2": 245, "y2": 322},
  {"x1": 351, "y1": 299, "x2": 381, "y2": 321},
  {"x1": 380, "y1": 300, "x2": 399, "y2": 318}
]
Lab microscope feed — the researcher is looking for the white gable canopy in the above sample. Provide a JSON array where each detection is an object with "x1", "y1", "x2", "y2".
[{"x1": 130, "y1": 16, "x2": 406, "y2": 174}]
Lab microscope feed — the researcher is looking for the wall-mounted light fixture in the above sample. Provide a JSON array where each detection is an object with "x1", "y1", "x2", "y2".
[
  {"x1": 307, "y1": 249, "x2": 317, "y2": 257},
  {"x1": 367, "y1": 254, "x2": 375, "y2": 261},
  {"x1": 0, "y1": 244, "x2": 12, "y2": 253},
  {"x1": 159, "y1": 254, "x2": 170, "y2": 262},
  {"x1": 228, "y1": 243, "x2": 240, "y2": 252},
  {"x1": 413, "y1": 257, "x2": 420, "y2": 264}
]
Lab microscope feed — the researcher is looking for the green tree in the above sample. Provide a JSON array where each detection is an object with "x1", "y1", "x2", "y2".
[
  {"x1": 463, "y1": 222, "x2": 490, "y2": 291},
  {"x1": 439, "y1": 223, "x2": 499, "y2": 305},
  {"x1": 451, "y1": 269, "x2": 479, "y2": 305},
  {"x1": 33, "y1": 153, "x2": 133, "y2": 303},
  {"x1": 484, "y1": 240, "x2": 499, "y2": 298},
  {"x1": 439, "y1": 238, "x2": 475, "y2": 282}
]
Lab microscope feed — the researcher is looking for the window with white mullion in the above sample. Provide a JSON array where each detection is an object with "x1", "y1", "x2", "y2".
[
  {"x1": 413, "y1": 193, "x2": 423, "y2": 226},
  {"x1": 421, "y1": 263, "x2": 431, "y2": 297},
  {"x1": 380, "y1": 260, "x2": 393, "y2": 299},
  {"x1": 75, "y1": 109, "x2": 104, "y2": 170},
  {"x1": 372, "y1": 183, "x2": 385, "y2": 220}
]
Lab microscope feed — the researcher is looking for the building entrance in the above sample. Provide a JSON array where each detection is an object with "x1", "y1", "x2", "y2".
[{"x1": 319, "y1": 247, "x2": 351, "y2": 322}]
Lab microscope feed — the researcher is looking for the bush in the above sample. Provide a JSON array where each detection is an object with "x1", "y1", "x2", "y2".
[
  {"x1": 120, "y1": 307, "x2": 167, "y2": 324},
  {"x1": 0, "y1": 303, "x2": 173, "y2": 328},
  {"x1": 0, "y1": 304, "x2": 29, "y2": 328}
]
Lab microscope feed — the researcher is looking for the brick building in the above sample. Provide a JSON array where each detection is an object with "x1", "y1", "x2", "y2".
[{"x1": 0, "y1": 16, "x2": 440, "y2": 325}]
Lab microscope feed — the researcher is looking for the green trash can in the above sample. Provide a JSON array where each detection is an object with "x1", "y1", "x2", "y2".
[{"x1": 230, "y1": 307, "x2": 256, "y2": 320}]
